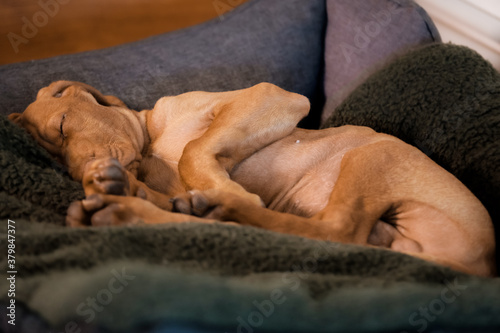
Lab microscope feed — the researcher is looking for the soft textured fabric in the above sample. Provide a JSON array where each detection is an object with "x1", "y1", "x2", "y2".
[
  {"x1": 0, "y1": 116, "x2": 499, "y2": 333},
  {"x1": 323, "y1": 43, "x2": 500, "y2": 270},
  {"x1": 0, "y1": 117, "x2": 83, "y2": 224},
  {"x1": 0, "y1": 0, "x2": 326, "y2": 128},
  {"x1": 322, "y1": 0, "x2": 440, "y2": 125}
]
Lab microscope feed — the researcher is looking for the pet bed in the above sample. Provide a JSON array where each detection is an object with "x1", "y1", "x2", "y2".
[{"x1": 1, "y1": 1, "x2": 499, "y2": 332}]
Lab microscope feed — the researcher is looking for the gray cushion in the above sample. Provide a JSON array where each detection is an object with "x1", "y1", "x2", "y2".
[
  {"x1": 322, "y1": 0, "x2": 440, "y2": 125},
  {"x1": 0, "y1": 0, "x2": 326, "y2": 128}
]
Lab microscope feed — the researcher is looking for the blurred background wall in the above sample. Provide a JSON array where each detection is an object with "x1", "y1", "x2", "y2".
[
  {"x1": 0, "y1": 0, "x2": 248, "y2": 65},
  {"x1": 416, "y1": 0, "x2": 500, "y2": 70},
  {"x1": 1, "y1": 0, "x2": 499, "y2": 70}
]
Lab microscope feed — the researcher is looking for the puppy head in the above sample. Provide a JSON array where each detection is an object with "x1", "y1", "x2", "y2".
[{"x1": 9, "y1": 81, "x2": 144, "y2": 180}]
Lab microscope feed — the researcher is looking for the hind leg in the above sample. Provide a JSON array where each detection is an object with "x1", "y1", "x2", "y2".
[{"x1": 171, "y1": 139, "x2": 495, "y2": 276}]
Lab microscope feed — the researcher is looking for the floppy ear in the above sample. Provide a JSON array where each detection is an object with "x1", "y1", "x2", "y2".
[
  {"x1": 38, "y1": 80, "x2": 72, "y2": 99},
  {"x1": 76, "y1": 82, "x2": 127, "y2": 108},
  {"x1": 41, "y1": 80, "x2": 128, "y2": 108},
  {"x1": 98, "y1": 94, "x2": 128, "y2": 108},
  {"x1": 8, "y1": 113, "x2": 23, "y2": 125}
]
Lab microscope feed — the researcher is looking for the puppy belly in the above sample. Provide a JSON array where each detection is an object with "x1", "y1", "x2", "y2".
[
  {"x1": 231, "y1": 145, "x2": 347, "y2": 217},
  {"x1": 230, "y1": 126, "x2": 383, "y2": 216},
  {"x1": 265, "y1": 152, "x2": 345, "y2": 217}
]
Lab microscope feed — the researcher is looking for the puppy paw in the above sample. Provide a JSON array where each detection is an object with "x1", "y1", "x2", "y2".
[
  {"x1": 82, "y1": 158, "x2": 130, "y2": 196},
  {"x1": 171, "y1": 189, "x2": 255, "y2": 222},
  {"x1": 66, "y1": 194, "x2": 213, "y2": 227},
  {"x1": 66, "y1": 194, "x2": 146, "y2": 227},
  {"x1": 170, "y1": 190, "x2": 212, "y2": 216}
]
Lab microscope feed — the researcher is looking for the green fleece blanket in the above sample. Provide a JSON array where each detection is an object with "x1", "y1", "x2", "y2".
[{"x1": 1, "y1": 44, "x2": 500, "y2": 333}]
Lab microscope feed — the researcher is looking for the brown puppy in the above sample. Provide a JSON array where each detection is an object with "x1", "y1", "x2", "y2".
[{"x1": 9, "y1": 80, "x2": 496, "y2": 277}]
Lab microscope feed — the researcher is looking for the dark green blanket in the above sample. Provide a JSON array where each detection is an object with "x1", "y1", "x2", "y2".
[{"x1": 1, "y1": 44, "x2": 500, "y2": 333}]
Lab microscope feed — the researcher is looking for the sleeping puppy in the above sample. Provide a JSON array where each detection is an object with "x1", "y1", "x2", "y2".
[{"x1": 9, "y1": 80, "x2": 496, "y2": 277}]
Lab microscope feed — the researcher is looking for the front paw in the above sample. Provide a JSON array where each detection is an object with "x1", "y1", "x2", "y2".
[
  {"x1": 66, "y1": 194, "x2": 144, "y2": 227},
  {"x1": 82, "y1": 158, "x2": 130, "y2": 196},
  {"x1": 66, "y1": 193, "x2": 209, "y2": 227}
]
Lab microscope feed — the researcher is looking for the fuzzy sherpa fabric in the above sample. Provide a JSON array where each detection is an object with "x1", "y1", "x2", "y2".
[{"x1": 323, "y1": 43, "x2": 500, "y2": 271}]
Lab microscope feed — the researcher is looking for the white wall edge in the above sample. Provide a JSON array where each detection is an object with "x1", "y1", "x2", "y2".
[{"x1": 416, "y1": 0, "x2": 500, "y2": 70}]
